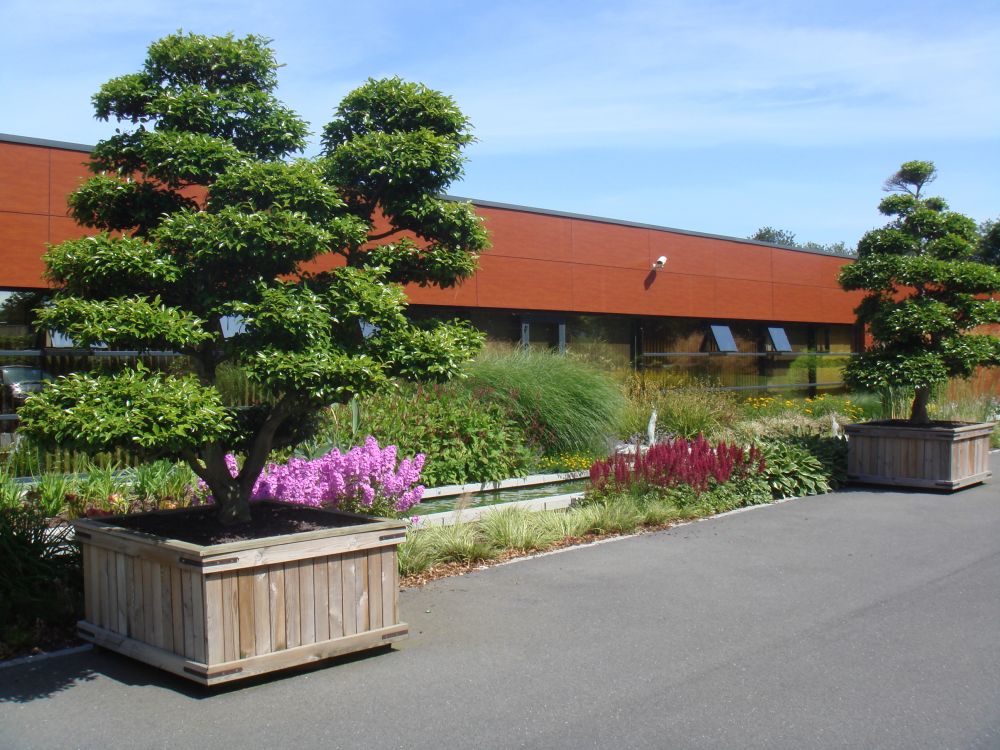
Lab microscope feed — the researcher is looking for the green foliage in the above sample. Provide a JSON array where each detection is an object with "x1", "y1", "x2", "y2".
[
  {"x1": 750, "y1": 226, "x2": 798, "y2": 246},
  {"x1": 0, "y1": 473, "x2": 22, "y2": 511},
  {"x1": 476, "y1": 506, "x2": 564, "y2": 551},
  {"x1": 20, "y1": 32, "x2": 490, "y2": 523},
  {"x1": 0, "y1": 506, "x2": 82, "y2": 654},
  {"x1": 418, "y1": 522, "x2": 497, "y2": 565},
  {"x1": 784, "y1": 434, "x2": 849, "y2": 489},
  {"x1": 129, "y1": 461, "x2": 199, "y2": 509},
  {"x1": 312, "y1": 382, "x2": 532, "y2": 487},
  {"x1": 839, "y1": 161, "x2": 1000, "y2": 423},
  {"x1": 466, "y1": 348, "x2": 626, "y2": 455},
  {"x1": 621, "y1": 377, "x2": 742, "y2": 441},
  {"x1": 19, "y1": 367, "x2": 232, "y2": 458},
  {"x1": 756, "y1": 440, "x2": 832, "y2": 499},
  {"x1": 25, "y1": 473, "x2": 76, "y2": 518},
  {"x1": 573, "y1": 496, "x2": 645, "y2": 535},
  {"x1": 978, "y1": 219, "x2": 1000, "y2": 267}
]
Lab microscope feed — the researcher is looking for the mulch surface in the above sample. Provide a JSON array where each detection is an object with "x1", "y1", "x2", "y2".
[{"x1": 102, "y1": 502, "x2": 375, "y2": 546}]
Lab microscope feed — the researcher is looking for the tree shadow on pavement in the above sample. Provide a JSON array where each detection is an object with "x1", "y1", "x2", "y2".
[{"x1": 0, "y1": 643, "x2": 397, "y2": 703}]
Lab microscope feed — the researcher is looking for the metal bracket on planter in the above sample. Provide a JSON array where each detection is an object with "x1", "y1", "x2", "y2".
[
  {"x1": 178, "y1": 557, "x2": 239, "y2": 568},
  {"x1": 379, "y1": 533, "x2": 406, "y2": 542},
  {"x1": 186, "y1": 666, "x2": 243, "y2": 678}
]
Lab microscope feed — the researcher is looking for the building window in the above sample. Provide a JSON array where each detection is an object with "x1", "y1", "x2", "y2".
[
  {"x1": 708, "y1": 324, "x2": 738, "y2": 353},
  {"x1": 767, "y1": 326, "x2": 792, "y2": 352}
]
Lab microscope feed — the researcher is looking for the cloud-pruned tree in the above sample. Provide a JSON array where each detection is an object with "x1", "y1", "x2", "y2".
[{"x1": 18, "y1": 32, "x2": 489, "y2": 524}]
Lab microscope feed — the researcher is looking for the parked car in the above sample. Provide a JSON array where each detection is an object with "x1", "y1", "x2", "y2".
[{"x1": 1, "y1": 365, "x2": 53, "y2": 408}]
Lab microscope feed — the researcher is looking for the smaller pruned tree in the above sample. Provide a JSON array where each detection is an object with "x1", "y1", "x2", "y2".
[{"x1": 838, "y1": 160, "x2": 1000, "y2": 423}]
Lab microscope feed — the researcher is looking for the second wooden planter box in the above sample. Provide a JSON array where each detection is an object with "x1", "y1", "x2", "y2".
[
  {"x1": 73, "y1": 502, "x2": 408, "y2": 686},
  {"x1": 846, "y1": 420, "x2": 994, "y2": 490}
]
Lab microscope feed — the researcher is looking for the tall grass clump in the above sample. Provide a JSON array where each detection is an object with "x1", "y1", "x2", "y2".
[
  {"x1": 477, "y1": 506, "x2": 563, "y2": 551},
  {"x1": 466, "y1": 348, "x2": 626, "y2": 455},
  {"x1": 621, "y1": 376, "x2": 741, "y2": 441}
]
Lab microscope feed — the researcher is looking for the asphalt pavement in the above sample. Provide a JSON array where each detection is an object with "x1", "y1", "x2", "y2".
[{"x1": 3, "y1": 455, "x2": 1000, "y2": 750}]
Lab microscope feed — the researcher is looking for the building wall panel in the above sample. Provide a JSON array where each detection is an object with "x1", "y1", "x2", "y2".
[
  {"x1": 712, "y1": 277, "x2": 774, "y2": 319},
  {"x1": 568, "y1": 219, "x2": 650, "y2": 271},
  {"x1": 0, "y1": 143, "x2": 49, "y2": 215},
  {"x1": 474, "y1": 255, "x2": 573, "y2": 311},
  {"x1": 405, "y1": 273, "x2": 479, "y2": 307},
  {"x1": 49, "y1": 150, "x2": 90, "y2": 213},
  {"x1": 480, "y1": 208, "x2": 572, "y2": 262},
  {"x1": 0, "y1": 212, "x2": 49, "y2": 287},
  {"x1": 772, "y1": 283, "x2": 858, "y2": 324},
  {"x1": 0, "y1": 136, "x2": 864, "y2": 327},
  {"x1": 647, "y1": 232, "x2": 709, "y2": 277}
]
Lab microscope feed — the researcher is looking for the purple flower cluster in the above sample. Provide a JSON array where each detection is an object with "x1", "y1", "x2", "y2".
[{"x1": 205, "y1": 437, "x2": 425, "y2": 517}]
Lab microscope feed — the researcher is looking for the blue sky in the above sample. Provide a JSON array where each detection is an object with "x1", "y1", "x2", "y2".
[{"x1": 2, "y1": 0, "x2": 998, "y2": 246}]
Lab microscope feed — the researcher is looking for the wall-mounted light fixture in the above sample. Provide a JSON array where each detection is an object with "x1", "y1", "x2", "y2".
[{"x1": 651, "y1": 255, "x2": 667, "y2": 271}]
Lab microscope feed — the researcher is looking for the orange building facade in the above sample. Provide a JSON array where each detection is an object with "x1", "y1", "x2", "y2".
[{"x1": 0, "y1": 133, "x2": 861, "y2": 395}]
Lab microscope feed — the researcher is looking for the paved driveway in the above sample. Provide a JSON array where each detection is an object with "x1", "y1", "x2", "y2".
[{"x1": 3, "y1": 456, "x2": 1000, "y2": 749}]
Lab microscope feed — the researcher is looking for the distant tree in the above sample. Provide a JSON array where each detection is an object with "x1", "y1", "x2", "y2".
[
  {"x1": 749, "y1": 227, "x2": 854, "y2": 256},
  {"x1": 978, "y1": 219, "x2": 1000, "y2": 267},
  {"x1": 18, "y1": 33, "x2": 489, "y2": 524},
  {"x1": 749, "y1": 226, "x2": 798, "y2": 246},
  {"x1": 838, "y1": 161, "x2": 1000, "y2": 424}
]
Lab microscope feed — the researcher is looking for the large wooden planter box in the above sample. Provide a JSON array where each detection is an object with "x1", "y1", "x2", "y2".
[
  {"x1": 845, "y1": 421, "x2": 995, "y2": 490},
  {"x1": 72, "y1": 502, "x2": 408, "y2": 686}
]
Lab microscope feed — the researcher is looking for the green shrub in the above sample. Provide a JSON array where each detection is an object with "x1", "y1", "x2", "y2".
[
  {"x1": 0, "y1": 506, "x2": 81, "y2": 657},
  {"x1": 424, "y1": 522, "x2": 498, "y2": 565},
  {"x1": 466, "y1": 348, "x2": 626, "y2": 455},
  {"x1": 756, "y1": 440, "x2": 832, "y2": 498},
  {"x1": 301, "y1": 381, "x2": 532, "y2": 487}
]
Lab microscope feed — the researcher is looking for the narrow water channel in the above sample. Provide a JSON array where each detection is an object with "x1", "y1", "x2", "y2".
[{"x1": 414, "y1": 477, "x2": 591, "y2": 514}]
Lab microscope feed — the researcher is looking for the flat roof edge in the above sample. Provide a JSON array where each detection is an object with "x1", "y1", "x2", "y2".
[
  {"x1": 0, "y1": 133, "x2": 93, "y2": 153},
  {"x1": 446, "y1": 195, "x2": 853, "y2": 258}
]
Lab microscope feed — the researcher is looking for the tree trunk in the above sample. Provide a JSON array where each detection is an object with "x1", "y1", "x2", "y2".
[
  {"x1": 909, "y1": 385, "x2": 932, "y2": 424},
  {"x1": 213, "y1": 478, "x2": 252, "y2": 525},
  {"x1": 198, "y1": 446, "x2": 252, "y2": 525}
]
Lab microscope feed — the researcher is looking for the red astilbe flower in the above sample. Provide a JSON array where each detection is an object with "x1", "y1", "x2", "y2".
[{"x1": 589, "y1": 435, "x2": 764, "y2": 495}]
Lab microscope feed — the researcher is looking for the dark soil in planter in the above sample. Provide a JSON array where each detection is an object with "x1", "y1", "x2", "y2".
[
  {"x1": 861, "y1": 420, "x2": 979, "y2": 429},
  {"x1": 103, "y1": 501, "x2": 373, "y2": 546}
]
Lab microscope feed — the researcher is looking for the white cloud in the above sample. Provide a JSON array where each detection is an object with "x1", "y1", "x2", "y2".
[{"x1": 433, "y1": 1, "x2": 1000, "y2": 151}]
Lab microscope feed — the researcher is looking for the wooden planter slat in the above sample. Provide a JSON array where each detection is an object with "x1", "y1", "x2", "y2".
[
  {"x1": 74, "y1": 503, "x2": 408, "y2": 685},
  {"x1": 846, "y1": 421, "x2": 994, "y2": 490},
  {"x1": 328, "y1": 557, "x2": 344, "y2": 638},
  {"x1": 313, "y1": 559, "x2": 330, "y2": 643}
]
